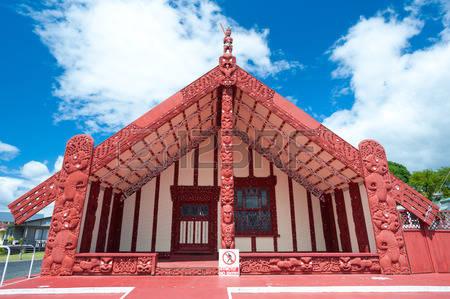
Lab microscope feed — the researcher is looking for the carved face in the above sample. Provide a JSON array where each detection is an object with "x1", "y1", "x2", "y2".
[
  {"x1": 223, "y1": 204, "x2": 234, "y2": 224},
  {"x1": 60, "y1": 171, "x2": 88, "y2": 205},
  {"x1": 363, "y1": 154, "x2": 388, "y2": 175},
  {"x1": 340, "y1": 257, "x2": 352, "y2": 271},
  {"x1": 366, "y1": 173, "x2": 389, "y2": 206},
  {"x1": 300, "y1": 257, "x2": 312, "y2": 271},
  {"x1": 100, "y1": 258, "x2": 113, "y2": 272},
  {"x1": 64, "y1": 151, "x2": 89, "y2": 174}
]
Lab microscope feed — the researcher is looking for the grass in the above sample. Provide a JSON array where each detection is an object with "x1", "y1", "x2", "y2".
[{"x1": 0, "y1": 251, "x2": 45, "y2": 263}]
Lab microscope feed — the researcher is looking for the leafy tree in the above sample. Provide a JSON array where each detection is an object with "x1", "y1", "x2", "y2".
[
  {"x1": 409, "y1": 167, "x2": 450, "y2": 201},
  {"x1": 388, "y1": 161, "x2": 411, "y2": 183}
]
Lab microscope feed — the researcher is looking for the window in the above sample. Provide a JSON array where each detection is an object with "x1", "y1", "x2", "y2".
[{"x1": 234, "y1": 186, "x2": 275, "y2": 236}]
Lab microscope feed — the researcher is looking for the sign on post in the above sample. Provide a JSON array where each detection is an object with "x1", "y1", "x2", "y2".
[{"x1": 219, "y1": 249, "x2": 240, "y2": 276}]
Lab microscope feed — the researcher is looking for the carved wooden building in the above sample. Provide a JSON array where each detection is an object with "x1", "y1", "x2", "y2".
[{"x1": 8, "y1": 29, "x2": 449, "y2": 276}]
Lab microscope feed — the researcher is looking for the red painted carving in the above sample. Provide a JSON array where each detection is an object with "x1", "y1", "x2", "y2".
[
  {"x1": 240, "y1": 253, "x2": 380, "y2": 275},
  {"x1": 218, "y1": 28, "x2": 236, "y2": 250},
  {"x1": 73, "y1": 253, "x2": 157, "y2": 275},
  {"x1": 42, "y1": 135, "x2": 94, "y2": 276},
  {"x1": 8, "y1": 174, "x2": 59, "y2": 224},
  {"x1": 359, "y1": 140, "x2": 410, "y2": 274},
  {"x1": 220, "y1": 88, "x2": 235, "y2": 249},
  {"x1": 235, "y1": 67, "x2": 275, "y2": 105},
  {"x1": 390, "y1": 176, "x2": 439, "y2": 225},
  {"x1": 218, "y1": 27, "x2": 237, "y2": 86},
  {"x1": 180, "y1": 66, "x2": 221, "y2": 102},
  {"x1": 311, "y1": 125, "x2": 363, "y2": 177}
]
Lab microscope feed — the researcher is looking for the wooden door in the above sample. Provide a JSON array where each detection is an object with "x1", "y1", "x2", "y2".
[
  {"x1": 170, "y1": 186, "x2": 219, "y2": 254},
  {"x1": 176, "y1": 202, "x2": 211, "y2": 252}
]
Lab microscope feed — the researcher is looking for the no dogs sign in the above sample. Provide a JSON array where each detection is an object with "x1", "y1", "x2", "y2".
[{"x1": 218, "y1": 249, "x2": 240, "y2": 276}]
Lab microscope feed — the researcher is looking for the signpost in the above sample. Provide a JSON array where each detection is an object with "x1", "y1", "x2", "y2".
[{"x1": 219, "y1": 249, "x2": 239, "y2": 276}]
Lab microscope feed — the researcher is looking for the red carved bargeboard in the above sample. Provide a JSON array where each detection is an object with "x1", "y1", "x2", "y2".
[
  {"x1": 390, "y1": 176, "x2": 439, "y2": 226},
  {"x1": 240, "y1": 253, "x2": 380, "y2": 275},
  {"x1": 73, "y1": 253, "x2": 157, "y2": 275},
  {"x1": 359, "y1": 140, "x2": 410, "y2": 274},
  {"x1": 42, "y1": 135, "x2": 94, "y2": 276}
]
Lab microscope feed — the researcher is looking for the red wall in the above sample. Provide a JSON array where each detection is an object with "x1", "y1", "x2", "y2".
[{"x1": 404, "y1": 230, "x2": 450, "y2": 273}]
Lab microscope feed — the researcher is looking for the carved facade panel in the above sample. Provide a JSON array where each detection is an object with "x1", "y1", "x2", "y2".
[
  {"x1": 359, "y1": 140, "x2": 410, "y2": 274},
  {"x1": 240, "y1": 254, "x2": 380, "y2": 275},
  {"x1": 42, "y1": 135, "x2": 94, "y2": 276},
  {"x1": 73, "y1": 254, "x2": 157, "y2": 275}
]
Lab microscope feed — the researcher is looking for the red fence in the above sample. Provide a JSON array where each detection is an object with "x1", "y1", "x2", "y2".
[{"x1": 400, "y1": 210, "x2": 450, "y2": 273}]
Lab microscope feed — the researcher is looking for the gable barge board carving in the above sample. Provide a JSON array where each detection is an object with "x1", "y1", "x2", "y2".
[{"x1": 9, "y1": 66, "x2": 439, "y2": 227}]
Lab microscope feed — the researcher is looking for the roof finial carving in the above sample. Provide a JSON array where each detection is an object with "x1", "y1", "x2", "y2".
[{"x1": 218, "y1": 25, "x2": 236, "y2": 86}]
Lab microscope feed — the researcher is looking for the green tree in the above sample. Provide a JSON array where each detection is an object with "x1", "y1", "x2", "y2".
[
  {"x1": 388, "y1": 161, "x2": 411, "y2": 183},
  {"x1": 409, "y1": 167, "x2": 450, "y2": 201}
]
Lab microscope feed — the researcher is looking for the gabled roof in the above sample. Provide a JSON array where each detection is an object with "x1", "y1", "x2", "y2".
[{"x1": 8, "y1": 65, "x2": 439, "y2": 225}]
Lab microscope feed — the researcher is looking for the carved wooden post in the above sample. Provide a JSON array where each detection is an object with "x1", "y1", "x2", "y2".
[
  {"x1": 42, "y1": 135, "x2": 94, "y2": 276},
  {"x1": 219, "y1": 27, "x2": 236, "y2": 249},
  {"x1": 358, "y1": 140, "x2": 410, "y2": 274}
]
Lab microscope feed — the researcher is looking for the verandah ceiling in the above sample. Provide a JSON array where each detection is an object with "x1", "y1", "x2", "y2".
[{"x1": 90, "y1": 87, "x2": 362, "y2": 200}]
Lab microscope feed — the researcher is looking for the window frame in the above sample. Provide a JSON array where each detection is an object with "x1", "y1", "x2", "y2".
[{"x1": 234, "y1": 175, "x2": 278, "y2": 237}]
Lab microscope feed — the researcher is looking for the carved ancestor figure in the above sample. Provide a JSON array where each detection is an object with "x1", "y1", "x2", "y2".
[
  {"x1": 42, "y1": 135, "x2": 94, "y2": 276},
  {"x1": 221, "y1": 204, "x2": 235, "y2": 248},
  {"x1": 42, "y1": 227, "x2": 78, "y2": 275},
  {"x1": 359, "y1": 140, "x2": 410, "y2": 274}
]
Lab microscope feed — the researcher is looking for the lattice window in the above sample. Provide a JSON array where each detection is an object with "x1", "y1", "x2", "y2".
[
  {"x1": 430, "y1": 210, "x2": 450, "y2": 230},
  {"x1": 234, "y1": 187, "x2": 275, "y2": 236},
  {"x1": 399, "y1": 210, "x2": 422, "y2": 230}
]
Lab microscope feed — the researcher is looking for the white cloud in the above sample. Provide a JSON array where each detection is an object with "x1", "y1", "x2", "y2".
[
  {"x1": 0, "y1": 156, "x2": 61, "y2": 216},
  {"x1": 53, "y1": 155, "x2": 64, "y2": 172},
  {"x1": 324, "y1": 1, "x2": 450, "y2": 171},
  {"x1": 21, "y1": 161, "x2": 51, "y2": 181},
  {"x1": 0, "y1": 141, "x2": 19, "y2": 161},
  {"x1": 27, "y1": 0, "x2": 298, "y2": 133}
]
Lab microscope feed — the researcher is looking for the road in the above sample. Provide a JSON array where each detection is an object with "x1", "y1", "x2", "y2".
[{"x1": 0, "y1": 259, "x2": 41, "y2": 281}]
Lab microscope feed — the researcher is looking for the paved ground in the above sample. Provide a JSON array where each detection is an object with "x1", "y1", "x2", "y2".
[
  {"x1": 0, "y1": 260, "x2": 41, "y2": 281},
  {"x1": 0, "y1": 273, "x2": 450, "y2": 298}
]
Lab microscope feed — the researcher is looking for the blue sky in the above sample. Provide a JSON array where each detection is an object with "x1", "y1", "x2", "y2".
[{"x1": 1, "y1": 0, "x2": 450, "y2": 212}]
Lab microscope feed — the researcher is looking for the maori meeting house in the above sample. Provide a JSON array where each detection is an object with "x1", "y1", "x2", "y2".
[{"x1": 8, "y1": 28, "x2": 450, "y2": 276}]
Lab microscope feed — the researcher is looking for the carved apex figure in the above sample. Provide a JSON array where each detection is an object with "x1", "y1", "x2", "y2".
[
  {"x1": 359, "y1": 140, "x2": 410, "y2": 274},
  {"x1": 218, "y1": 27, "x2": 236, "y2": 86},
  {"x1": 42, "y1": 135, "x2": 94, "y2": 276}
]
